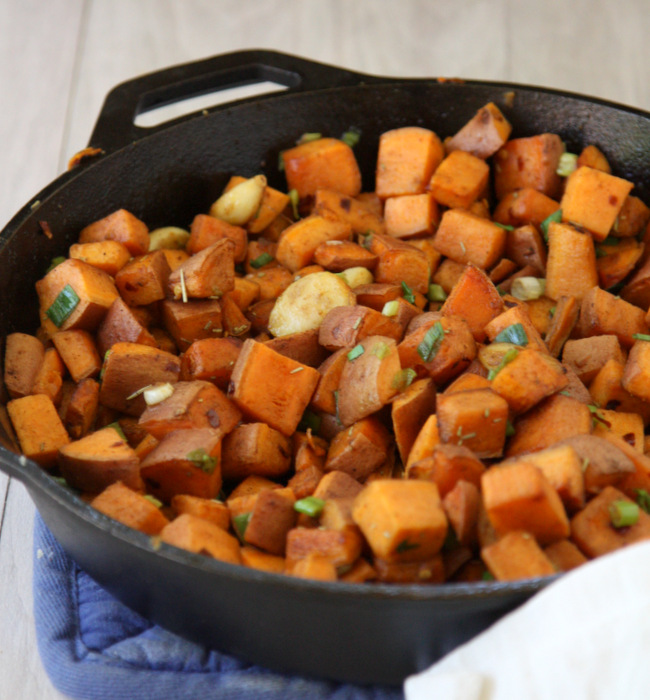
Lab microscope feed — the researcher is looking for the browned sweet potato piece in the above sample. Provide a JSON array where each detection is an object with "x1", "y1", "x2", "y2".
[
  {"x1": 352, "y1": 479, "x2": 447, "y2": 563},
  {"x1": 484, "y1": 304, "x2": 548, "y2": 353},
  {"x1": 445, "y1": 102, "x2": 512, "y2": 158},
  {"x1": 570, "y1": 486, "x2": 650, "y2": 558},
  {"x1": 7, "y1": 393, "x2": 69, "y2": 468},
  {"x1": 405, "y1": 414, "x2": 441, "y2": 470},
  {"x1": 429, "y1": 150, "x2": 490, "y2": 210},
  {"x1": 442, "y1": 479, "x2": 480, "y2": 547},
  {"x1": 221, "y1": 422, "x2": 291, "y2": 481},
  {"x1": 493, "y1": 133, "x2": 564, "y2": 200},
  {"x1": 78, "y1": 209, "x2": 149, "y2": 256},
  {"x1": 229, "y1": 339, "x2": 320, "y2": 436},
  {"x1": 493, "y1": 189, "x2": 559, "y2": 230},
  {"x1": 4, "y1": 333, "x2": 45, "y2": 399},
  {"x1": 613, "y1": 195, "x2": 650, "y2": 238},
  {"x1": 324, "y1": 416, "x2": 391, "y2": 481},
  {"x1": 589, "y1": 358, "x2": 650, "y2": 425},
  {"x1": 560, "y1": 166, "x2": 634, "y2": 241},
  {"x1": 313, "y1": 239, "x2": 378, "y2": 271},
  {"x1": 435, "y1": 388, "x2": 509, "y2": 458},
  {"x1": 98, "y1": 342, "x2": 181, "y2": 416},
  {"x1": 407, "y1": 443, "x2": 485, "y2": 498},
  {"x1": 383, "y1": 193, "x2": 439, "y2": 239},
  {"x1": 373, "y1": 555, "x2": 445, "y2": 584},
  {"x1": 36, "y1": 258, "x2": 119, "y2": 334},
  {"x1": 61, "y1": 378, "x2": 100, "y2": 439},
  {"x1": 491, "y1": 348, "x2": 568, "y2": 414},
  {"x1": 505, "y1": 224, "x2": 548, "y2": 275},
  {"x1": 171, "y1": 494, "x2": 230, "y2": 530},
  {"x1": 114, "y1": 251, "x2": 171, "y2": 306},
  {"x1": 160, "y1": 513, "x2": 242, "y2": 564},
  {"x1": 30, "y1": 347, "x2": 65, "y2": 404},
  {"x1": 51, "y1": 329, "x2": 102, "y2": 383},
  {"x1": 318, "y1": 305, "x2": 402, "y2": 351},
  {"x1": 375, "y1": 126, "x2": 444, "y2": 199},
  {"x1": 180, "y1": 337, "x2": 242, "y2": 390},
  {"x1": 244, "y1": 237, "x2": 278, "y2": 274},
  {"x1": 288, "y1": 464, "x2": 324, "y2": 500},
  {"x1": 96, "y1": 297, "x2": 157, "y2": 357},
  {"x1": 168, "y1": 239, "x2": 235, "y2": 300},
  {"x1": 545, "y1": 222, "x2": 598, "y2": 302},
  {"x1": 482, "y1": 460, "x2": 570, "y2": 545},
  {"x1": 160, "y1": 298, "x2": 223, "y2": 352},
  {"x1": 139, "y1": 380, "x2": 241, "y2": 441},
  {"x1": 233, "y1": 487, "x2": 297, "y2": 556},
  {"x1": 543, "y1": 539, "x2": 587, "y2": 572},
  {"x1": 336, "y1": 335, "x2": 401, "y2": 426},
  {"x1": 58, "y1": 425, "x2": 141, "y2": 492},
  {"x1": 482, "y1": 531, "x2": 556, "y2": 581},
  {"x1": 285, "y1": 525, "x2": 363, "y2": 572},
  {"x1": 187, "y1": 214, "x2": 247, "y2": 262},
  {"x1": 312, "y1": 189, "x2": 385, "y2": 236},
  {"x1": 245, "y1": 266, "x2": 293, "y2": 302},
  {"x1": 545, "y1": 295, "x2": 579, "y2": 358},
  {"x1": 577, "y1": 286, "x2": 647, "y2": 349},
  {"x1": 597, "y1": 238, "x2": 644, "y2": 290},
  {"x1": 140, "y1": 428, "x2": 222, "y2": 502},
  {"x1": 506, "y1": 394, "x2": 592, "y2": 457},
  {"x1": 91, "y1": 481, "x2": 169, "y2": 535},
  {"x1": 354, "y1": 283, "x2": 402, "y2": 311},
  {"x1": 577, "y1": 144, "x2": 611, "y2": 173},
  {"x1": 562, "y1": 335, "x2": 625, "y2": 385},
  {"x1": 264, "y1": 329, "x2": 329, "y2": 368},
  {"x1": 391, "y1": 377, "x2": 437, "y2": 464},
  {"x1": 69, "y1": 240, "x2": 131, "y2": 276},
  {"x1": 367, "y1": 233, "x2": 430, "y2": 295},
  {"x1": 591, "y1": 407, "x2": 644, "y2": 450},
  {"x1": 240, "y1": 546, "x2": 285, "y2": 575},
  {"x1": 433, "y1": 209, "x2": 506, "y2": 270},
  {"x1": 290, "y1": 553, "x2": 338, "y2": 581},
  {"x1": 283, "y1": 137, "x2": 362, "y2": 199}
]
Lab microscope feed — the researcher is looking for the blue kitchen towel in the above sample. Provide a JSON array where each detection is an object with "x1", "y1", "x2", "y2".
[{"x1": 33, "y1": 513, "x2": 403, "y2": 700}]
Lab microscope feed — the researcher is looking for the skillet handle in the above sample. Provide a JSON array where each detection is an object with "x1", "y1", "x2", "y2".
[{"x1": 88, "y1": 49, "x2": 378, "y2": 154}]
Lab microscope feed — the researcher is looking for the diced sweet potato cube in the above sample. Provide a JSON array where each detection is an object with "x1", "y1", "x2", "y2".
[
  {"x1": 4, "y1": 332, "x2": 45, "y2": 399},
  {"x1": 545, "y1": 222, "x2": 598, "y2": 302},
  {"x1": 577, "y1": 285, "x2": 647, "y2": 349},
  {"x1": 383, "y1": 193, "x2": 439, "y2": 238},
  {"x1": 31, "y1": 347, "x2": 65, "y2": 405},
  {"x1": 171, "y1": 494, "x2": 230, "y2": 530},
  {"x1": 140, "y1": 428, "x2": 222, "y2": 502},
  {"x1": 406, "y1": 414, "x2": 441, "y2": 470},
  {"x1": 221, "y1": 422, "x2": 291, "y2": 480},
  {"x1": 168, "y1": 239, "x2": 235, "y2": 300},
  {"x1": 240, "y1": 487, "x2": 297, "y2": 556},
  {"x1": 69, "y1": 240, "x2": 132, "y2": 276},
  {"x1": 493, "y1": 188, "x2": 559, "y2": 231},
  {"x1": 180, "y1": 337, "x2": 241, "y2": 391},
  {"x1": 51, "y1": 329, "x2": 102, "y2": 383},
  {"x1": 98, "y1": 343, "x2": 181, "y2": 416},
  {"x1": 285, "y1": 526, "x2": 363, "y2": 571},
  {"x1": 324, "y1": 416, "x2": 391, "y2": 481},
  {"x1": 58, "y1": 425, "x2": 141, "y2": 492},
  {"x1": 78, "y1": 208, "x2": 149, "y2": 256},
  {"x1": 560, "y1": 166, "x2": 634, "y2": 241},
  {"x1": 570, "y1": 486, "x2": 650, "y2": 558},
  {"x1": 187, "y1": 214, "x2": 247, "y2": 262},
  {"x1": 61, "y1": 378, "x2": 100, "y2": 440},
  {"x1": 318, "y1": 305, "x2": 402, "y2": 351},
  {"x1": 352, "y1": 479, "x2": 448, "y2": 562},
  {"x1": 544, "y1": 295, "x2": 579, "y2": 358},
  {"x1": 591, "y1": 407, "x2": 644, "y2": 452},
  {"x1": 506, "y1": 394, "x2": 592, "y2": 457},
  {"x1": 493, "y1": 133, "x2": 564, "y2": 200},
  {"x1": 240, "y1": 546, "x2": 285, "y2": 575},
  {"x1": 312, "y1": 189, "x2": 385, "y2": 236},
  {"x1": 375, "y1": 126, "x2": 444, "y2": 198},
  {"x1": 613, "y1": 195, "x2": 650, "y2": 238},
  {"x1": 36, "y1": 258, "x2": 119, "y2": 333},
  {"x1": 482, "y1": 531, "x2": 556, "y2": 581},
  {"x1": 7, "y1": 394, "x2": 69, "y2": 468},
  {"x1": 407, "y1": 443, "x2": 485, "y2": 497},
  {"x1": 160, "y1": 298, "x2": 224, "y2": 352},
  {"x1": 433, "y1": 208, "x2": 506, "y2": 269},
  {"x1": 543, "y1": 539, "x2": 587, "y2": 572},
  {"x1": 622, "y1": 338, "x2": 650, "y2": 403},
  {"x1": 160, "y1": 513, "x2": 241, "y2": 564},
  {"x1": 442, "y1": 479, "x2": 480, "y2": 547},
  {"x1": 391, "y1": 377, "x2": 437, "y2": 465},
  {"x1": 373, "y1": 555, "x2": 445, "y2": 584},
  {"x1": 264, "y1": 328, "x2": 328, "y2": 368},
  {"x1": 91, "y1": 481, "x2": 169, "y2": 535},
  {"x1": 482, "y1": 461, "x2": 570, "y2": 545},
  {"x1": 445, "y1": 101, "x2": 512, "y2": 158},
  {"x1": 138, "y1": 380, "x2": 241, "y2": 441},
  {"x1": 96, "y1": 297, "x2": 157, "y2": 357},
  {"x1": 115, "y1": 251, "x2": 171, "y2": 306},
  {"x1": 577, "y1": 144, "x2": 611, "y2": 173},
  {"x1": 354, "y1": 282, "x2": 402, "y2": 311},
  {"x1": 597, "y1": 238, "x2": 644, "y2": 290},
  {"x1": 290, "y1": 553, "x2": 338, "y2": 581},
  {"x1": 283, "y1": 137, "x2": 362, "y2": 199},
  {"x1": 590, "y1": 359, "x2": 650, "y2": 426},
  {"x1": 287, "y1": 464, "x2": 325, "y2": 500},
  {"x1": 313, "y1": 239, "x2": 378, "y2": 271},
  {"x1": 436, "y1": 388, "x2": 509, "y2": 458},
  {"x1": 372, "y1": 240, "x2": 431, "y2": 295},
  {"x1": 484, "y1": 304, "x2": 548, "y2": 353},
  {"x1": 491, "y1": 348, "x2": 568, "y2": 414},
  {"x1": 229, "y1": 339, "x2": 320, "y2": 436},
  {"x1": 429, "y1": 150, "x2": 490, "y2": 209}
]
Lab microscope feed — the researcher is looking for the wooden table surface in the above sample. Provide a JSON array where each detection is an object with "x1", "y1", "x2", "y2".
[{"x1": 1, "y1": 1, "x2": 649, "y2": 697}]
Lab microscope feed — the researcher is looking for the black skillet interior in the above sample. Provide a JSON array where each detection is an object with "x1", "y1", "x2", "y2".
[{"x1": 1, "y1": 50, "x2": 650, "y2": 685}]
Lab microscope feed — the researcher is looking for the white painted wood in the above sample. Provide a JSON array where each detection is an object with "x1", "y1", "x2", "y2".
[{"x1": 2, "y1": 0, "x2": 650, "y2": 696}]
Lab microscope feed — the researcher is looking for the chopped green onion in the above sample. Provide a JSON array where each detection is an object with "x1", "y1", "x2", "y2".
[
  {"x1": 427, "y1": 283, "x2": 447, "y2": 302},
  {"x1": 186, "y1": 448, "x2": 218, "y2": 474},
  {"x1": 635, "y1": 489, "x2": 650, "y2": 514},
  {"x1": 511, "y1": 276, "x2": 546, "y2": 301},
  {"x1": 372, "y1": 342, "x2": 390, "y2": 359},
  {"x1": 417, "y1": 321, "x2": 445, "y2": 362},
  {"x1": 541, "y1": 209, "x2": 562, "y2": 241},
  {"x1": 609, "y1": 499, "x2": 639, "y2": 528},
  {"x1": 333, "y1": 390, "x2": 342, "y2": 426},
  {"x1": 595, "y1": 247, "x2": 608, "y2": 259},
  {"x1": 482, "y1": 570, "x2": 495, "y2": 581},
  {"x1": 143, "y1": 494, "x2": 163, "y2": 508},
  {"x1": 505, "y1": 420, "x2": 515, "y2": 437},
  {"x1": 600, "y1": 236, "x2": 620, "y2": 246},
  {"x1": 294, "y1": 496, "x2": 326, "y2": 518},
  {"x1": 143, "y1": 382, "x2": 174, "y2": 406},
  {"x1": 391, "y1": 367, "x2": 417, "y2": 391},
  {"x1": 250, "y1": 252, "x2": 275, "y2": 268},
  {"x1": 298, "y1": 410, "x2": 321, "y2": 434},
  {"x1": 277, "y1": 151, "x2": 285, "y2": 171},
  {"x1": 395, "y1": 539, "x2": 420, "y2": 553},
  {"x1": 556, "y1": 152, "x2": 578, "y2": 177},
  {"x1": 494, "y1": 322, "x2": 529, "y2": 346},
  {"x1": 382, "y1": 300, "x2": 399, "y2": 316},
  {"x1": 341, "y1": 127, "x2": 361, "y2": 148},
  {"x1": 46, "y1": 284, "x2": 80, "y2": 327},
  {"x1": 494, "y1": 222, "x2": 514, "y2": 231},
  {"x1": 46, "y1": 256, "x2": 66, "y2": 274},
  {"x1": 105, "y1": 422, "x2": 127, "y2": 441},
  {"x1": 297, "y1": 132, "x2": 322, "y2": 144},
  {"x1": 347, "y1": 344, "x2": 365, "y2": 361},
  {"x1": 288, "y1": 188, "x2": 300, "y2": 219},
  {"x1": 487, "y1": 347, "x2": 519, "y2": 381},
  {"x1": 401, "y1": 281, "x2": 416, "y2": 304},
  {"x1": 233, "y1": 512, "x2": 252, "y2": 541},
  {"x1": 633, "y1": 333, "x2": 650, "y2": 342}
]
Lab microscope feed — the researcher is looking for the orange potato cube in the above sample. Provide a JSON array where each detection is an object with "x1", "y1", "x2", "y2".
[
  {"x1": 445, "y1": 101, "x2": 512, "y2": 158},
  {"x1": 91, "y1": 481, "x2": 169, "y2": 535},
  {"x1": 383, "y1": 193, "x2": 439, "y2": 239},
  {"x1": 160, "y1": 513, "x2": 241, "y2": 564},
  {"x1": 482, "y1": 531, "x2": 556, "y2": 581},
  {"x1": 433, "y1": 208, "x2": 506, "y2": 269},
  {"x1": 429, "y1": 150, "x2": 490, "y2": 209},
  {"x1": 78, "y1": 208, "x2": 149, "y2": 256}
]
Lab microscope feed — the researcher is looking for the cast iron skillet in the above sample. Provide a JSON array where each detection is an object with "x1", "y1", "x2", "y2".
[{"x1": 2, "y1": 50, "x2": 650, "y2": 687}]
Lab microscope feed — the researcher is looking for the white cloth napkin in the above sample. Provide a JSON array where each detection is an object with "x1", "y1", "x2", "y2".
[{"x1": 403, "y1": 540, "x2": 650, "y2": 700}]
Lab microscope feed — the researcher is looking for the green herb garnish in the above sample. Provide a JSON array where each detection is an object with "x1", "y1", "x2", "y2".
[
  {"x1": 401, "y1": 281, "x2": 416, "y2": 304},
  {"x1": 633, "y1": 333, "x2": 650, "y2": 342},
  {"x1": 427, "y1": 283, "x2": 447, "y2": 302},
  {"x1": 341, "y1": 127, "x2": 361, "y2": 148},
  {"x1": 288, "y1": 188, "x2": 300, "y2": 219},
  {"x1": 250, "y1": 252, "x2": 274, "y2": 268},
  {"x1": 233, "y1": 512, "x2": 252, "y2": 541},
  {"x1": 298, "y1": 410, "x2": 322, "y2": 434},
  {"x1": 46, "y1": 256, "x2": 66, "y2": 274},
  {"x1": 391, "y1": 367, "x2": 417, "y2": 391},
  {"x1": 186, "y1": 448, "x2": 218, "y2": 474},
  {"x1": 494, "y1": 322, "x2": 529, "y2": 346},
  {"x1": 540, "y1": 209, "x2": 562, "y2": 242},
  {"x1": 635, "y1": 489, "x2": 650, "y2": 514},
  {"x1": 347, "y1": 344, "x2": 365, "y2": 361},
  {"x1": 105, "y1": 422, "x2": 127, "y2": 441},
  {"x1": 417, "y1": 321, "x2": 445, "y2": 362},
  {"x1": 609, "y1": 499, "x2": 639, "y2": 528},
  {"x1": 487, "y1": 347, "x2": 519, "y2": 381},
  {"x1": 494, "y1": 222, "x2": 515, "y2": 231},
  {"x1": 46, "y1": 284, "x2": 80, "y2": 327},
  {"x1": 294, "y1": 496, "x2": 326, "y2": 518}
]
